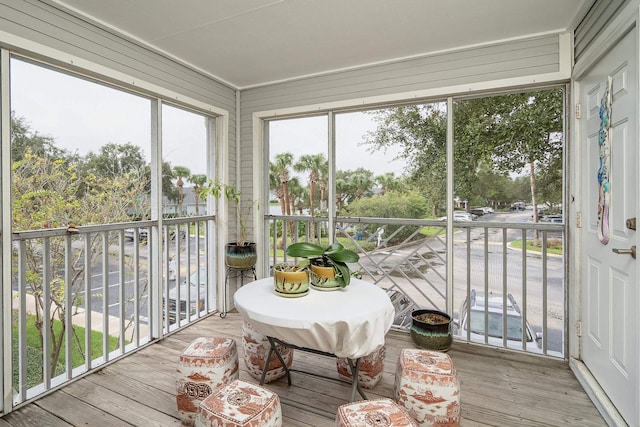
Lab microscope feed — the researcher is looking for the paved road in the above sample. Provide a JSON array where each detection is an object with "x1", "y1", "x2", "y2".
[{"x1": 356, "y1": 210, "x2": 565, "y2": 353}]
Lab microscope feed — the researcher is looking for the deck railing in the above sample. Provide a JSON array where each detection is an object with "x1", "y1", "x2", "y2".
[
  {"x1": 266, "y1": 212, "x2": 566, "y2": 358},
  {"x1": 7, "y1": 211, "x2": 565, "y2": 409},
  {"x1": 9, "y1": 216, "x2": 215, "y2": 405}
]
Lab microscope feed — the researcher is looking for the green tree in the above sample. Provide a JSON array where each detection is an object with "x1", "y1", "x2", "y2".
[
  {"x1": 189, "y1": 173, "x2": 208, "y2": 215},
  {"x1": 287, "y1": 177, "x2": 306, "y2": 215},
  {"x1": 269, "y1": 162, "x2": 286, "y2": 215},
  {"x1": 345, "y1": 191, "x2": 428, "y2": 243},
  {"x1": 272, "y1": 152, "x2": 295, "y2": 216},
  {"x1": 10, "y1": 112, "x2": 69, "y2": 162},
  {"x1": 12, "y1": 148, "x2": 147, "y2": 374},
  {"x1": 367, "y1": 104, "x2": 447, "y2": 216},
  {"x1": 318, "y1": 166, "x2": 329, "y2": 212},
  {"x1": 172, "y1": 166, "x2": 191, "y2": 216},
  {"x1": 334, "y1": 168, "x2": 376, "y2": 211},
  {"x1": 512, "y1": 176, "x2": 532, "y2": 205},
  {"x1": 335, "y1": 173, "x2": 351, "y2": 213},
  {"x1": 162, "y1": 161, "x2": 178, "y2": 206},
  {"x1": 474, "y1": 162, "x2": 513, "y2": 209},
  {"x1": 271, "y1": 153, "x2": 296, "y2": 237},
  {"x1": 83, "y1": 142, "x2": 150, "y2": 217},
  {"x1": 459, "y1": 89, "x2": 564, "y2": 222},
  {"x1": 294, "y1": 154, "x2": 327, "y2": 238},
  {"x1": 375, "y1": 172, "x2": 402, "y2": 195},
  {"x1": 535, "y1": 152, "x2": 563, "y2": 210},
  {"x1": 84, "y1": 143, "x2": 147, "y2": 179},
  {"x1": 349, "y1": 168, "x2": 375, "y2": 200},
  {"x1": 366, "y1": 90, "x2": 563, "y2": 218}
]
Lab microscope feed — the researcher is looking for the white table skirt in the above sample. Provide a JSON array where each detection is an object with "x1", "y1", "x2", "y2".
[{"x1": 234, "y1": 277, "x2": 395, "y2": 359}]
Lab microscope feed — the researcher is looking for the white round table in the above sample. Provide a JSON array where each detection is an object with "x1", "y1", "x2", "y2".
[{"x1": 234, "y1": 277, "x2": 395, "y2": 359}]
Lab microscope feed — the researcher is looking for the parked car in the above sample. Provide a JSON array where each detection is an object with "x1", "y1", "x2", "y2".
[
  {"x1": 510, "y1": 201, "x2": 526, "y2": 211},
  {"x1": 454, "y1": 290, "x2": 543, "y2": 352},
  {"x1": 438, "y1": 211, "x2": 476, "y2": 222},
  {"x1": 125, "y1": 227, "x2": 185, "y2": 243},
  {"x1": 540, "y1": 214, "x2": 563, "y2": 223},
  {"x1": 124, "y1": 227, "x2": 148, "y2": 241},
  {"x1": 164, "y1": 269, "x2": 207, "y2": 322}
]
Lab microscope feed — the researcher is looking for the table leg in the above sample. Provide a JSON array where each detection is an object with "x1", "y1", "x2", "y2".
[
  {"x1": 258, "y1": 336, "x2": 367, "y2": 403},
  {"x1": 347, "y1": 358, "x2": 367, "y2": 401},
  {"x1": 259, "y1": 337, "x2": 292, "y2": 386}
]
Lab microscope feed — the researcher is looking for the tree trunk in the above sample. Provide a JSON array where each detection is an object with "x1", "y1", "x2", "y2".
[
  {"x1": 529, "y1": 161, "x2": 539, "y2": 240},
  {"x1": 309, "y1": 181, "x2": 316, "y2": 240}
]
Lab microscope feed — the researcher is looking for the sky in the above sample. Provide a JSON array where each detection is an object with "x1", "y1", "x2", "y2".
[
  {"x1": 11, "y1": 57, "x2": 405, "y2": 183},
  {"x1": 10, "y1": 58, "x2": 208, "y2": 175},
  {"x1": 268, "y1": 112, "x2": 406, "y2": 182}
]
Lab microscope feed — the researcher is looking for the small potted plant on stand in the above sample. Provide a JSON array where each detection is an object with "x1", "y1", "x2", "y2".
[
  {"x1": 286, "y1": 241, "x2": 359, "y2": 290},
  {"x1": 202, "y1": 179, "x2": 257, "y2": 269}
]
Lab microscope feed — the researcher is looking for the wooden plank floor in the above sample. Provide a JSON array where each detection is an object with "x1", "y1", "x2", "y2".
[{"x1": 1, "y1": 312, "x2": 606, "y2": 426}]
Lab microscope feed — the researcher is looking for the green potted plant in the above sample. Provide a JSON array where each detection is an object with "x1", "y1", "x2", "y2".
[
  {"x1": 286, "y1": 241, "x2": 359, "y2": 289},
  {"x1": 202, "y1": 179, "x2": 257, "y2": 269}
]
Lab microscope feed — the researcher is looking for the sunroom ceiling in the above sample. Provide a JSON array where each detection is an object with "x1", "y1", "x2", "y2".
[{"x1": 48, "y1": 0, "x2": 591, "y2": 89}]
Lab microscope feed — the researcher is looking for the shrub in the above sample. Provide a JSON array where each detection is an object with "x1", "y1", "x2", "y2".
[{"x1": 343, "y1": 191, "x2": 428, "y2": 244}]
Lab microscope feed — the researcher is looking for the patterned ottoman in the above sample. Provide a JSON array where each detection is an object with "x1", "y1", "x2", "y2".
[
  {"x1": 176, "y1": 337, "x2": 239, "y2": 427},
  {"x1": 196, "y1": 379, "x2": 282, "y2": 427},
  {"x1": 336, "y1": 345, "x2": 385, "y2": 389},
  {"x1": 394, "y1": 348, "x2": 460, "y2": 426},
  {"x1": 242, "y1": 320, "x2": 293, "y2": 383},
  {"x1": 336, "y1": 398, "x2": 418, "y2": 427}
]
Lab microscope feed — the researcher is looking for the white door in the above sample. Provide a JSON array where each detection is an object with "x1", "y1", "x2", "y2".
[{"x1": 579, "y1": 27, "x2": 638, "y2": 425}]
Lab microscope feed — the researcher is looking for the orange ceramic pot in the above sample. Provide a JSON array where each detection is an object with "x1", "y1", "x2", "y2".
[
  {"x1": 273, "y1": 264, "x2": 309, "y2": 297},
  {"x1": 309, "y1": 264, "x2": 341, "y2": 290}
]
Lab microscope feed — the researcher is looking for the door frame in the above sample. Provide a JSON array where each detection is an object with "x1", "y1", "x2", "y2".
[{"x1": 569, "y1": 3, "x2": 639, "y2": 426}]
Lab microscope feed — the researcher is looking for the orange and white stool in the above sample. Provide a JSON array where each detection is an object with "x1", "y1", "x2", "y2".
[
  {"x1": 394, "y1": 348, "x2": 460, "y2": 426},
  {"x1": 336, "y1": 345, "x2": 386, "y2": 389},
  {"x1": 242, "y1": 320, "x2": 293, "y2": 383},
  {"x1": 336, "y1": 398, "x2": 419, "y2": 427},
  {"x1": 176, "y1": 337, "x2": 239, "y2": 427},
  {"x1": 196, "y1": 379, "x2": 282, "y2": 427}
]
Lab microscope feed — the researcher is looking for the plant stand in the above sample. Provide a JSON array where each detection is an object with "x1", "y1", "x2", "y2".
[{"x1": 219, "y1": 266, "x2": 257, "y2": 318}]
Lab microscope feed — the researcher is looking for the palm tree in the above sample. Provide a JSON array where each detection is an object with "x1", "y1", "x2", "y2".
[
  {"x1": 287, "y1": 178, "x2": 305, "y2": 215},
  {"x1": 336, "y1": 176, "x2": 349, "y2": 213},
  {"x1": 189, "y1": 173, "x2": 207, "y2": 215},
  {"x1": 376, "y1": 172, "x2": 400, "y2": 195},
  {"x1": 272, "y1": 152, "x2": 296, "y2": 238},
  {"x1": 294, "y1": 154, "x2": 327, "y2": 239},
  {"x1": 318, "y1": 164, "x2": 329, "y2": 211},
  {"x1": 269, "y1": 162, "x2": 286, "y2": 215},
  {"x1": 162, "y1": 161, "x2": 178, "y2": 205},
  {"x1": 272, "y1": 153, "x2": 294, "y2": 216},
  {"x1": 350, "y1": 169, "x2": 374, "y2": 199},
  {"x1": 172, "y1": 165, "x2": 191, "y2": 216}
]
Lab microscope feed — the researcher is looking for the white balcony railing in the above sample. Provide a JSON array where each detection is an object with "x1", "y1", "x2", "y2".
[
  {"x1": 9, "y1": 216, "x2": 216, "y2": 406},
  {"x1": 266, "y1": 212, "x2": 565, "y2": 358},
  {"x1": 8, "y1": 211, "x2": 565, "y2": 409}
]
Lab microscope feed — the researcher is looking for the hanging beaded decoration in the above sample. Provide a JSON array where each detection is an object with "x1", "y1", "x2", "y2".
[{"x1": 597, "y1": 76, "x2": 612, "y2": 245}]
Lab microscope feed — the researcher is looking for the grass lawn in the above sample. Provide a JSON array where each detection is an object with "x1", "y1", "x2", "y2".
[
  {"x1": 12, "y1": 312, "x2": 120, "y2": 389},
  {"x1": 510, "y1": 238, "x2": 563, "y2": 256},
  {"x1": 420, "y1": 225, "x2": 447, "y2": 238}
]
